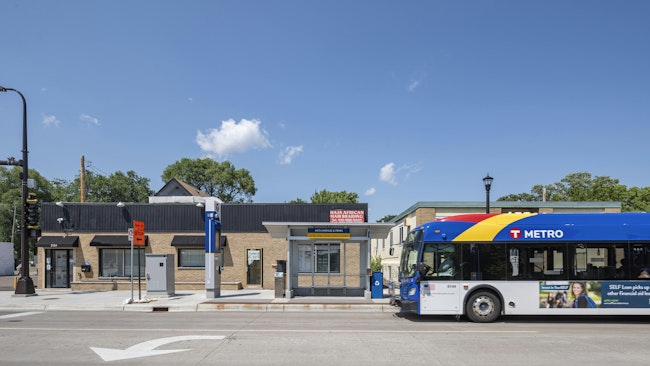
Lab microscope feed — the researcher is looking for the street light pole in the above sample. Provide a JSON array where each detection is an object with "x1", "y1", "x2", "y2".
[
  {"x1": 483, "y1": 174, "x2": 493, "y2": 214},
  {"x1": 0, "y1": 86, "x2": 36, "y2": 295}
]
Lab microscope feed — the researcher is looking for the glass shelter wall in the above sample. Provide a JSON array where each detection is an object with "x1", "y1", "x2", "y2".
[{"x1": 291, "y1": 241, "x2": 365, "y2": 296}]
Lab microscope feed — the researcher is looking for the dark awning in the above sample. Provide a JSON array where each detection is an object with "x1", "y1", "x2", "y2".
[
  {"x1": 36, "y1": 236, "x2": 79, "y2": 248},
  {"x1": 170, "y1": 235, "x2": 227, "y2": 247},
  {"x1": 90, "y1": 235, "x2": 149, "y2": 246}
]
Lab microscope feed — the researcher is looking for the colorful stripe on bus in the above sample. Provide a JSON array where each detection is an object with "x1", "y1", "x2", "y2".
[{"x1": 419, "y1": 213, "x2": 650, "y2": 243}]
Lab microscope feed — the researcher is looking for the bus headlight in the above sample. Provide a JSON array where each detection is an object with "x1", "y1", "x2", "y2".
[{"x1": 408, "y1": 287, "x2": 417, "y2": 296}]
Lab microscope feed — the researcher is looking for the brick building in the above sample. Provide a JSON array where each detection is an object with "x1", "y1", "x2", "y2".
[{"x1": 34, "y1": 181, "x2": 392, "y2": 297}]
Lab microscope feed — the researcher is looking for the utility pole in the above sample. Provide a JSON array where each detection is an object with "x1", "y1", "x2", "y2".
[{"x1": 80, "y1": 155, "x2": 86, "y2": 202}]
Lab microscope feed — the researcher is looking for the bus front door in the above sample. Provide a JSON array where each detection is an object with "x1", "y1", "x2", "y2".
[{"x1": 419, "y1": 281, "x2": 461, "y2": 314}]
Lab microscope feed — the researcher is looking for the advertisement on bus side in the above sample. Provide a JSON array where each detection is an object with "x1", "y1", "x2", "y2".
[{"x1": 539, "y1": 281, "x2": 650, "y2": 309}]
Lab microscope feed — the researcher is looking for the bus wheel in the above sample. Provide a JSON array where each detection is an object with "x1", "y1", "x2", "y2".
[{"x1": 466, "y1": 291, "x2": 501, "y2": 323}]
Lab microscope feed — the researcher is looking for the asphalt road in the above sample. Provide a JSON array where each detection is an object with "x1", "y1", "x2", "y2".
[{"x1": 1, "y1": 311, "x2": 649, "y2": 365}]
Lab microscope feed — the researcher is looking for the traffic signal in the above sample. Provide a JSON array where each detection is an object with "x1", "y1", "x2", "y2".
[{"x1": 26, "y1": 192, "x2": 39, "y2": 229}]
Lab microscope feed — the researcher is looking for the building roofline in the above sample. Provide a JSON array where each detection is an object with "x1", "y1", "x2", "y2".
[{"x1": 391, "y1": 201, "x2": 622, "y2": 223}]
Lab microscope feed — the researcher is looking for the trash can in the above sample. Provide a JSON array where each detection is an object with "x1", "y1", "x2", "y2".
[
  {"x1": 274, "y1": 260, "x2": 286, "y2": 298},
  {"x1": 371, "y1": 271, "x2": 383, "y2": 299}
]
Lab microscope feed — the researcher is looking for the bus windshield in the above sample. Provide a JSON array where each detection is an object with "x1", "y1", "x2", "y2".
[{"x1": 399, "y1": 229, "x2": 423, "y2": 278}]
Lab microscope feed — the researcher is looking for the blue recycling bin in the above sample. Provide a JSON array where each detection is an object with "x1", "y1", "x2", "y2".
[{"x1": 371, "y1": 271, "x2": 383, "y2": 299}]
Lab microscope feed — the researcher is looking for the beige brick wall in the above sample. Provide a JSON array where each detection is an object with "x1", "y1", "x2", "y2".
[
  {"x1": 54, "y1": 232, "x2": 289, "y2": 290},
  {"x1": 221, "y1": 233, "x2": 286, "y2": 289},
  {"x1": 38, "y1": 232, "x2": 368, "y2": 292}
]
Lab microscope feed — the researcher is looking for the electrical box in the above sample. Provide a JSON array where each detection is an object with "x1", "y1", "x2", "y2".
[{"x1": 145, "y1": 254, "x2": 175, "y2": 297}]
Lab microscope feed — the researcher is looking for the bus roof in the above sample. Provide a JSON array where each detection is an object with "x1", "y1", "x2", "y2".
[{"x1": 415, "y1": 213, "x2": 650, "y2": 242}]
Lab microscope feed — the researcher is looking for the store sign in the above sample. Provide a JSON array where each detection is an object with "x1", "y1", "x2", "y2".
[
  {"x1": 329, "y1": 210, "x2": 365, "y2": 223},
  {"x1": 308, "y1": 228, "x2": 350, "y2": 239}
]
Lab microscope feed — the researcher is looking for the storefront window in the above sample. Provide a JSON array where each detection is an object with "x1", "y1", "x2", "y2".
[
  {"x1": 179, "y1": 249, "x2": 204, "y2": 268},
  {"x1": 100, "y1": 248, "x2": 145, "y2": 277}
]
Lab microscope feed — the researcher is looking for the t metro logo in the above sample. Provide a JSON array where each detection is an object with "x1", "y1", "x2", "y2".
[
  {"x1": 509, "y1": 228, "x2": 522, "y2": 239},
  {"x1": 509, "y1": 227, "x2": 564, "y2": 239}
]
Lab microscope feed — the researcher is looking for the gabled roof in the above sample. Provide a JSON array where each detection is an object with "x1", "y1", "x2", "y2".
[{"x1": 154, "y1": 178, "x2": 209, "y2": 197}]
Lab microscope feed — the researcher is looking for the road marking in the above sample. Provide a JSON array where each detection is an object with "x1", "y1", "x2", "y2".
[
  {"x1": 91, "y1": 335, "x2": 225, "y2": 362},
  {"x1": 1, "y1": 326, "x2": 537, "y2": 334},
  {"x1": 0, "y1": 312, "x2": 43, "y2": 320}
]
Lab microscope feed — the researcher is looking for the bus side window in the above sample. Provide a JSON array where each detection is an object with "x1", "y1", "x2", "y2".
[
  {"x1": 419, "y1": 243, "x2": 460, "y2": 280},
  {"x1": 506, "y1": 245, "x2": 531, "y2": 280},
  {"x1": 632, "y1": 243, "x2": 650, "y2": 277}
]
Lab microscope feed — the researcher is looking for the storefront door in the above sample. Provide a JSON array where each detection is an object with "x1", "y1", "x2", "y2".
[
  {"x1": 45, "y1": 249, "x2": 72, "y2": 288},
  {"x1": 246, "y1": 248, "x2": 263, "y2": 286}
]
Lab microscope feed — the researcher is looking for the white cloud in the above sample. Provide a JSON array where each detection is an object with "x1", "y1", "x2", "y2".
[
  {"x1": 379, "y1": 163, "x2": 398, "y2": 186},
  {"x1": 365, "y1": 187, "x2": 376, "y2": 196},
  {"x1": 196, "y1": 118, "x2": 271, "y2": 158},
  {"x1": 402, "y1": 163, "x2": 423, "y2": 180},
  {"x1": 187, "y1": 97, "x2": 194, "y2": 103},
  {"x1": 42, "y1": 114, "x2": 60, "y2": 127},
  {"x1": 80, "y1": 114, "x2": 100, "y2": 126},
  {"x1": 407, "y1": 80, "x2": 420, "y2": 92},
  {"x1": 279, "y1": 145, "x2": 303, "y2": 165},
  {"x1": 379, "y1": 162, "x2": 422, "y2": 186}
]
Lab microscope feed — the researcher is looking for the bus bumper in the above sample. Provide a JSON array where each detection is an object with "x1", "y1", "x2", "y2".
[{"x1": 396, "y1": 297, "x2": 419, "y2": 314}]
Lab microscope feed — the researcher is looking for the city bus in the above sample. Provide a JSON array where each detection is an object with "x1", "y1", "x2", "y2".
[{"x1": 396, "y1": 213, "x2": 650, "y2": 322}]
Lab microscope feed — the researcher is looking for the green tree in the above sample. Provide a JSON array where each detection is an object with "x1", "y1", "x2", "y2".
[
  {"x1": 0, "y1": 167, "x2": 54, "y2": 257},
  {"x1": 52, "y1": 170, "x2": 152, "y2": 203},
  {"x1": 162, "y1": 158, "x2": 256, "y2": 203},
  {"x1": 370, "y1": 255, "x2": 382, "y2": 272},
  {"x1": 50, "y1": 177, "x2": 78, "y2": 203},
  {"x1": 623, "y1": 187, "x2": 650, "y2": 212},
  {"x1": 288, "y1": 198, "x2": 307, "y2": 204},
  {"x1": 376, "y1": 214, "x2": 396, "y2": 223},
  {"x1": 309, "y1": 189, "x2": 359, "y2": 204},
  {"x1": 84, "y1": 170, "x2": 153, "y2": 202},
  {"x1": 497, "y1": 172, "x2": 648, "y2": 212}
]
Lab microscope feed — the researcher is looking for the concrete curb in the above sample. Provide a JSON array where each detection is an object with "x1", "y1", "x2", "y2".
[
  {"x1": 0, "y1": 303, "x2": 399, "y2": 313},
  {"x1": 196, "y1": 302, "x2": 398, "y2": 313},
  {"x1": 0, "y1": 287, "x2": 399, "y2": 313}
]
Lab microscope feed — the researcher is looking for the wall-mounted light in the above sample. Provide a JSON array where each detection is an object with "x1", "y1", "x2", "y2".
[
  {"x1": 196, "y1": 202, "x2": 204, "y2": 208},
  {"x1": 55, "y1": 202, "x2": 64, "y2": 207},
  {"x1": 116, "y1": 202, "x2": 126, "y2": 208}
]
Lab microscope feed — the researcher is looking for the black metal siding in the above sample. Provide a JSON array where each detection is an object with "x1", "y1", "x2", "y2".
[
  {"x1": 41, "y1": 203, "x2": 368, "y2": 234},
  {"x1": 222, "y1": 203, "x2": 367, "y2": 232}
]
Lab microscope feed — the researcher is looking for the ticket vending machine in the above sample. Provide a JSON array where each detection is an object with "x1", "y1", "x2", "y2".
[{"x1": 145, "y1": 254, "x2": 175, "y2": 297}]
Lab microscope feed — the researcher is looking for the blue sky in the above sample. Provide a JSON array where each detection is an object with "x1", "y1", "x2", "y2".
[{"x1": 1, "y1": 1, "x2": 649, "y2": 221}]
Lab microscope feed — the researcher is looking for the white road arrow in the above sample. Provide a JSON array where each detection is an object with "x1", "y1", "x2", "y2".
[{"x1": 91, "y1": 335, "x2": 225, "y2": 362}]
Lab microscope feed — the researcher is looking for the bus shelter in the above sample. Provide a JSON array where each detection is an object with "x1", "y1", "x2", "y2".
[{"x1": 263, "y1": 222, "x2": 393, "y2": 298}]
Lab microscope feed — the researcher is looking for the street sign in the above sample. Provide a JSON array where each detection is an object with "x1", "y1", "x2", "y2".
[{"x1": 133, "y1": 220, "x2": 145, "y2": 246}]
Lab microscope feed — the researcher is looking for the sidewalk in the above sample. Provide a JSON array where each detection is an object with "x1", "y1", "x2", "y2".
[{"x1": 0, "y1": 276, "x2": 398, "y2": 313}]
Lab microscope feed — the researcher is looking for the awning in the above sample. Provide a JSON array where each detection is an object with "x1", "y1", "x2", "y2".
[
  {"x1": 170, "y1": 235, "x2": 227, "y2": 247},
  {"x1": 90, "y1": 235, "x2": 149, "y2": 246},
  {"x1": 36, "y1": 236, "x2": 79, "y2": 248}
]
